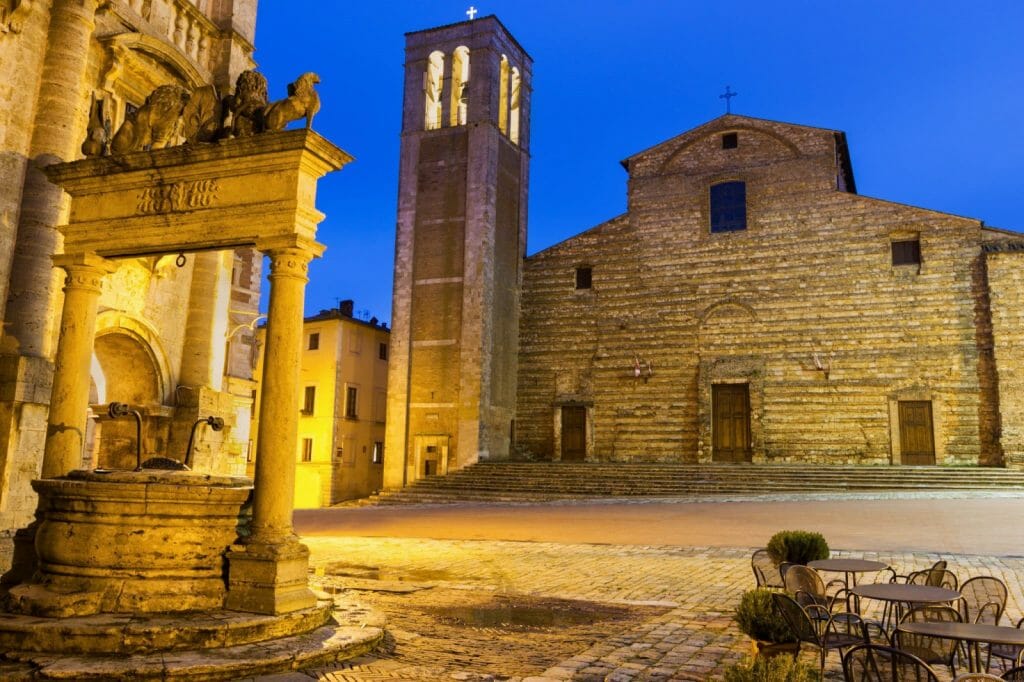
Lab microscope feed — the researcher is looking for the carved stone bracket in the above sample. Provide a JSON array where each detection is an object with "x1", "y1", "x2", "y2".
[{"x1": 0, "y1": 0, "x2": 33, "y2": 35}]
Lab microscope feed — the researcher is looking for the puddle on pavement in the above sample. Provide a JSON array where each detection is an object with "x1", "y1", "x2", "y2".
[
  {"x1": 325, "y1": 561, "x2": 455, "y2": 583},
  {"x1": 425, "y1": 595, "x2": 635, "y2": 631}
]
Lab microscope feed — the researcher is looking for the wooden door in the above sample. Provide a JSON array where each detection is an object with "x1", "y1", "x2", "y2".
[
  {"x1": 713, "y1": 384, "x2": 751, "y2": 463},
  {"x1": 561, "y1": 406, "x2": 586, "y2": 461},
  {"x1": 899, "y1": 401, "x2": 935, "y2": 465}
]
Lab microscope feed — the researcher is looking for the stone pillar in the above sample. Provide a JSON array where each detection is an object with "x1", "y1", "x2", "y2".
[
  {"x1": 5, "y1": 0, "x2": 100, "y2": 358},
  {"x1": 41, "y1": 254, "x2": 115, "y2": 479},
  {"x1": 226, "y1": 244, "x2": 321, "y2": 615}
]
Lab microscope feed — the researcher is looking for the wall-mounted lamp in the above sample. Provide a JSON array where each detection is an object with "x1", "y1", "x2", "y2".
[
  {"x1": 633, "y1": 353, "x2": 654, "y2": 383},
  {"x1": 812, "y1": 352, "x2": 831, "y2": 380}
]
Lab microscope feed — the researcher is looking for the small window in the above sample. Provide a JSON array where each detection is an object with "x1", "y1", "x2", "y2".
[
  {"x1": 892, "y1": 239, "x2": 921, "y2": 266},
  {"x1": 302, "y1": 386, "x2": 315, "y2": 415},
  {"x1": 372, "y1": 442, "x2": 384, "y2": 464},
  {"x1": 379, "y1": 342, "x2": 388, "y2": 361},
  {"x1": 301, "y1": 438, "x2": 313, "y2": 462},
  {"x1": 722, "y1": 132, "x2": 738, "y2": 149},
  {"x1": 307, "y1": 332, "x2": 319, "y2": 350},
  {"x1": 575, "y1": 266, "x2": 592, "y2": 290},
  {"x1": 246, "y1": 439, "x2": 254, "y2": 463},
  {"x1": 710, "y1": 181, "x2": 747, "y2": 233},
  {"x1": 335, "y1": 447, "x2": 343, "y2": 461},
  {"x1": 345, "y1": 386, "x2": 358, "y2": 419}
]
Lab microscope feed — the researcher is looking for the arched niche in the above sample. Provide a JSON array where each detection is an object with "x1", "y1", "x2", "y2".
[
  {"x1": 91, "y1": 327, "x2": 169, "y2": 469},
  {"x1": 424, "y1": 50, "x2": 445, "y2": 130},
  {"x1": 509, "y1": 66, "x2": 521, "y2": 144},
  {"x1": 449, "y1": 46, "x2": 470, "y2": 126},
  {"x1": 498, "y1": 54, "x2": 509, "y2": 134}
]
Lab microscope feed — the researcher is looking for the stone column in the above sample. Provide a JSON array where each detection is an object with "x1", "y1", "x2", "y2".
[
  {"x1": 41, "y1": 254, "x2": 115, "y2": 479},
  {"x1": 226, "y1": 244, "x2": 320, "y2": 615},
  {"x1": 5, "y1": 0, "x2": 100, "y2": 357}
]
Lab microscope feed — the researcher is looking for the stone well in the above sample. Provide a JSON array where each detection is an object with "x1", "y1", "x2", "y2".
[{"x1": 5, "y1": 469, "x2": 251, "y2": 618}]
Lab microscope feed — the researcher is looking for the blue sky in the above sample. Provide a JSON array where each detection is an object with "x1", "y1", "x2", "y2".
[{"x1": 254, "y1": 1, "x2": 1024, "y2": 323}]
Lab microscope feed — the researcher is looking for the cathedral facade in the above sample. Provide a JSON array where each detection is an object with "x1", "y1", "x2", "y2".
[
  {"x1": 386, "y1": 17, "x2": 1024, "y2": 483},
  {"x1": 0, "y1": 0, "x2": 262, "y2": 543},
  {"x1": 516, "y1": 114, "x2": 1024, "y2": 468}
]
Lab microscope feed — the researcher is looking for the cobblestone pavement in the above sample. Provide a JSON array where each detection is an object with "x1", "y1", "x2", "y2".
[{"x1": 264, "y1": 536, "x2": 1024, "y2": 681}]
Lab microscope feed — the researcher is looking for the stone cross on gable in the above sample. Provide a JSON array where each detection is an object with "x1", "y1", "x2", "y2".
[
  {"x1": 720, "y1": 86, "x2": 737, "y2": 114},
  {"x1": 466, "y1": 6, "x2": 478, "y2": 20}
]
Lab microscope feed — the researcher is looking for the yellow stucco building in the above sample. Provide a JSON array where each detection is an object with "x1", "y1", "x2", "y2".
[{"x1": 253, "y1": 300, "x2": 389, "y2": 508}]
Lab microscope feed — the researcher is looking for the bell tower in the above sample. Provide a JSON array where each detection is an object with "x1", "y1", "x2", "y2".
[{"x1": 384, "y1": 16, "x2": 532, "y2": 488}]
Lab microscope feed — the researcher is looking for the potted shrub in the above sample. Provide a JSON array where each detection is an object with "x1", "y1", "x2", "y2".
[
  {"x1": 733, "y1": 588, "x2": 799, "y2": 658},
  {"x1": 766, "y1": 530, "x2": 829, "y2": 566},
  {"x1": 721, "y1": 654, "x2": 819, "y2": 681}
]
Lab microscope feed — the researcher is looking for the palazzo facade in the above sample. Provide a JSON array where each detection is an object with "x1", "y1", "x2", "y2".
[{"x1": 0, "y1": 0, "x2": 262, "y2": 543}]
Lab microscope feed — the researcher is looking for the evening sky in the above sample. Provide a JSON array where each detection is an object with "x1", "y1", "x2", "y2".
[{"x1": 253, "y1": 1, "x2": 1024, "y2": 322}]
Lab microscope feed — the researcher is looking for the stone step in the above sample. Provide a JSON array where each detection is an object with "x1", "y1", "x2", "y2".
[
  {"x1": 365, "y1": 462, "x2": 1024, "y2": 506},
  {"x1": 3, "y1": 601, "x2": 385, "y2": 681}
]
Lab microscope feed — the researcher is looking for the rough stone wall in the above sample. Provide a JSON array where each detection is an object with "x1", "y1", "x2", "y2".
[
  {"x1": 0, "y1": 0, "x2": 260, "y2": 550},
  {"x1": 985, "y1": 246, "x2": 1024, "y2": 467},
  {"x1": 518, "y1": 115, "x2": 996, "y2": 465}
]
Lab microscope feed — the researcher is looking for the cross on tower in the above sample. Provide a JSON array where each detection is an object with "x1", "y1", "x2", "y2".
[
  {"x1": 466, "y1": 6, "x2": 478, "y2": 20},
  {"x1": 719, "y1": 85, "x2": 737, "y2": 114}
]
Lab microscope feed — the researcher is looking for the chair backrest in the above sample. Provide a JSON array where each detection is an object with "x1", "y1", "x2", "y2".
[
  {"x1": 784, "y1": 564, "x2": 826, "y2": 608},
  {"x1": 1003, "y1": 666, "x2": 1024, "y2": 682},
  {"x1": 842, "y1": 643, "x2": 940, "y2": 682},
  {"x1": 894, "y1": 605, "x2": 962, "y2": 666},
  {"x1": 958, "y1": 576, "x2": 1007, "y2": 625},
  {"x1": 752, "y1": 548, "x2": 784, "y2": 589},
  {"x1": 771, "y1": 592, "x2": 820, "y2": 646},
  {"x1": 907, "y1": 567, "x2": 958, "y2": 591}
]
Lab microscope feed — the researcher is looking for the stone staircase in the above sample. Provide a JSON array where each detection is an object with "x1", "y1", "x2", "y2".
[{"x1": 360, "y1": 461, "x2": 1024, "y2": 506}]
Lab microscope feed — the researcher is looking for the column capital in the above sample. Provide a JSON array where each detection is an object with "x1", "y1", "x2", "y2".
[
  {"x1": 53, "y1": 253, "x2": 116, "y2": 293},
  {"x1": 256, "y1": 235, "x2": 326, "y2": 259}
]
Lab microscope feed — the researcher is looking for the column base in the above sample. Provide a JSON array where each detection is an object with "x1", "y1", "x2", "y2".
[{"x1": 225, "y1": 539, "x2": 316, "y2": 615}]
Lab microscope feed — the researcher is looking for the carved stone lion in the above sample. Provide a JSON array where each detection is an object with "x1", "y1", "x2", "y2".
[
  {"x1": 263, "y1": 72, "x2": 321, "y2": 132},
  {"x1": 228, "y1": 69, "x2": 268, "y2": 138},
  {"x1": 111, "y1": 84, "x2": 191, "y2": 154}
]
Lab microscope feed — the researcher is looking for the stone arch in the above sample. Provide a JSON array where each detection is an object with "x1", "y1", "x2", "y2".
[
  {"x1": 658, "y1": 124, "x2": 801, "y2": 175},
  {"x1": 449, "y1": 45, "x2": 470, "y2": 126},
  {"x1": 424, "y1": 50, "x2": 445, "y2": 130},
  {"x1": 93, "y1": 312, "x2": 172, "y2": 406},
  {"x1": 102, "y1": 33, "x2": 207, "y2": 90},
  {"x1": 698, "y1": 300, "x2": 757, "y2": 354},
  {"x1": 698, "y1": 299, "x2": 757, "y2": 325}
]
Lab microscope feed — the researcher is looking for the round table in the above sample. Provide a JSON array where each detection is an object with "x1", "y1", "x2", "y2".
[
  {"x1": 851, "y1": 583, "x2": 961, "y2": 632},
  {"x1": 808, "y1": 559, "x2": 890, "y2": 587},
  {"x1": 898, "y1": 621, "x2": 1024, "y2": 672}
]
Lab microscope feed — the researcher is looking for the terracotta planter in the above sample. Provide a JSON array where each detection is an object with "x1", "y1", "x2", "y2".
[{"x1": 750, "y1": 639, "x2": 801, "y2": 659}]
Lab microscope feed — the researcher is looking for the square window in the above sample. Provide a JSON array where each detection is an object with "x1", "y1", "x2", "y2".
[
  {"x1": 892, "y1": 239, "x2": 921, "y2": 266},
  {"x1": 710, "y1": 181, "x2": 747, "y2": 233},
  {"x1": 301, "y1": 438, "x2": 313, "y2": 462},
  {"x1": 722, "y1": 132, "x2": 738, "y2": 149},
  {"x1": 307, "y1": 332, "x2": 319, "y2": 350},
  {"x1": 575, "y1": 266, "x2": 592, "y2": 290}
]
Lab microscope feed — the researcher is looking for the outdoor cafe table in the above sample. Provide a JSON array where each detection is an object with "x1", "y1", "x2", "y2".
[
  {"x1": 808, "y1": 559, "x2": 890, "y2": 587},
  {"x1": 850, "y1": 583, "x2": 961, "y2": 632},
  {"x1": 897, "y1": 620, "x2": 1024, "y2": 672}
]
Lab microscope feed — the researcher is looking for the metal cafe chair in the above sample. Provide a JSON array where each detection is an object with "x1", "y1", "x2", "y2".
[{"x1": 842, "y1": 643, "x2": 941, "y2": 682}]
